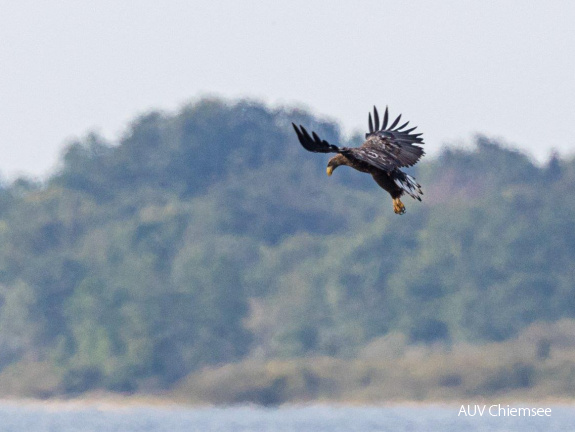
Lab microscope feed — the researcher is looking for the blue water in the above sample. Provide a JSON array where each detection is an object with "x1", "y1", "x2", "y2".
[{"x1": 0, "y1": 403, "x2": 573, "y2": 432}]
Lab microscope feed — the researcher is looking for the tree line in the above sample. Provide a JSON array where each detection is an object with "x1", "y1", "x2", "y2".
[{"x1": 0, "y1": 98, "x2": 573, "y2": 394}]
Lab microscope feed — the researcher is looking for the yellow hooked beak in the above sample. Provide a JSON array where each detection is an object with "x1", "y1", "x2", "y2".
[{"x1": 326, "y1": 166, "x2": 334, "y2": 176}]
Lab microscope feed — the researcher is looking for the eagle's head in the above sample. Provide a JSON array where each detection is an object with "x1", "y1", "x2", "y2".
[{"x1": 326, "y1": 154, "x2": 347, "y2": 176}]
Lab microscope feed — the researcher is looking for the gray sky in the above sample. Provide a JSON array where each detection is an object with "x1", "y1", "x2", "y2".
[{"x1": 1, "y1": 1, "x2": 575, "y2": 179}]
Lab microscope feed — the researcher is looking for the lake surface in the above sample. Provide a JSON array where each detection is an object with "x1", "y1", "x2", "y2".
[{"x1": 0, "y1": 402, "x2": 573, "y2": 432}]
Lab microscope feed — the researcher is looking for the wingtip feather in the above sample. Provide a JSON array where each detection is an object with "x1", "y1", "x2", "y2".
[{"x1": 382, "y1": 106, "x2": 389, "y2": 129}]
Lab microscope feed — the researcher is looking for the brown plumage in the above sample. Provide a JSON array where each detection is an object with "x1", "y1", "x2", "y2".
[{"x1": 292, "y1": 106, "x2": 424, "y2": 214}]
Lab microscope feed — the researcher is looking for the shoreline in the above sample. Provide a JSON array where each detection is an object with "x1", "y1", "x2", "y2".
[{"x1": 1, "y1": 395, "x2": 575, "y2": 410}]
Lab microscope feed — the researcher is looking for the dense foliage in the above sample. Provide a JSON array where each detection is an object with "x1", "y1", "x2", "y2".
[{"x1": 0, "y1": 98, "x2": 573, "y2": 394}]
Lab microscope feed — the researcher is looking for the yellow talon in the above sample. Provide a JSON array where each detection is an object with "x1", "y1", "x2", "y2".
[{"x1": 393, "y1": 198, "x2": 406, "y2": 215}]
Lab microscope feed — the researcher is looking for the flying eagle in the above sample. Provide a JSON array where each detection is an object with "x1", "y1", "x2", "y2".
[{"x1": 292, "y1": 106, "x2": 424, "y2": 214}]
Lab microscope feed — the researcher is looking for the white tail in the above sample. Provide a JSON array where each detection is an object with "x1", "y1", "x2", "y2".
[{"x1": 394, "y1": 173, "x2": 423, "y2": 201}]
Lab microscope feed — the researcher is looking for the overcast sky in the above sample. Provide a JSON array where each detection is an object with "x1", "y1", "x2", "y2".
[{"x1": 1, "y1": 1, "x2": 574, "y2": 179}]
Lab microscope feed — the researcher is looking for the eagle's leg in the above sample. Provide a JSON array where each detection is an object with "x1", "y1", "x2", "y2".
[{"x1": 393, "y1": 198, "x2": 406, "y2": 215}]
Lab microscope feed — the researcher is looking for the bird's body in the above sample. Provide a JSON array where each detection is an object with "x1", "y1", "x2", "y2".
[{"x1": 292, "y1": 106, "x2": 425, "y2": 214}]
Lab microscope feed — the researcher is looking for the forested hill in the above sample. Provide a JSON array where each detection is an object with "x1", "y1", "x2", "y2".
[{"x1": 0, "y1": 98, "x2": 574, "y2": 395}]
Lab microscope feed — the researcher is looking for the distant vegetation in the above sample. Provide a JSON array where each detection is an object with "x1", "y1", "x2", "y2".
[
  {"x1": 0, "y1": 98, "x2": 574, "y2": 401},
  {"x1": 175, "y1": 320, "x2": 575, "y2": 404}
]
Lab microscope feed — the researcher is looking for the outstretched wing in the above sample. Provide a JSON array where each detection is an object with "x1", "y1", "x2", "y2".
[
  {"x1": 353, "y1": 106, "x2": 425, "y2": 171},
  {"x1": 292, "y1": 123, "x2": 341, "y2": 153}
]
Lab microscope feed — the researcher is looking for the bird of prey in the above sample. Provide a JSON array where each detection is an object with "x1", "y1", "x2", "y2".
[{"x1": 292, "y1": 106, "x2": 424, "y2": 214}]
